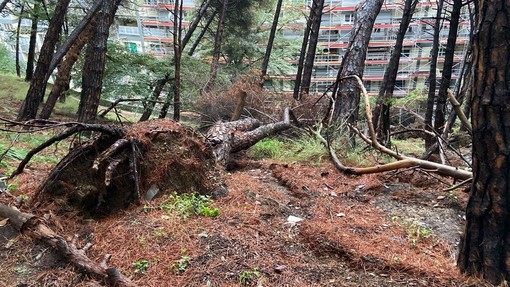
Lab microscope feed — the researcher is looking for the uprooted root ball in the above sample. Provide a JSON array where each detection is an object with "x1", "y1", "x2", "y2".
[{"x1": 33, "y1": 120, "x2": 226, "y2": 217}]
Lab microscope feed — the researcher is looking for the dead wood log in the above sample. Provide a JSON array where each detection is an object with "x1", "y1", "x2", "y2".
[
  {"x1": 316, "y1": 75, "x2": 472, "y2": 180},
  {"x1": 205, "y1": 108, "x2": 293, "y2": 165},
  {"x1": 0, "y1": 204, "x2": 137, "y2": 287}
]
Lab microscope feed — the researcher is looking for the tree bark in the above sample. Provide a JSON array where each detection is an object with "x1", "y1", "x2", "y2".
[
  {"x1": 260, "y1": 0, "x2": 283, "y2": 79},
  {"x1": 204, "y1": 0, "x2": 228, "y2": 93},
  {"x1": 39, "y1": 18, "x2": 96, "y2": 119},
  {"x1": 332, "y1": 0, "x2": 384, "y2": 124},
  {"x1": 299, "y1": 0, "x2": 325, "y2": 98},
  {"x1": 17, "y1": 0, "x2": 71, "y2": 121},
  {"x1": 458, "y1": 0, "x2": 510, "y2": 284},
  {"x1": 77, "y1": 0, "x2": 122, "y2": 123},
  {"x1": 424, "y1": 0, "x2": 444, "y2": 148},
  {"x1": 372, "y1": 0, "x2": 418, "y2": 145}
]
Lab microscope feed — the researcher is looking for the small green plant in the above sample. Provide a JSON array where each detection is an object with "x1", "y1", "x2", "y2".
[
  {"x1": 153, "y1": 228, "x2": 166, "y2": 238},
  {"x1": 132, "y1": 259, "x2": 149, "y2": 274},
  {"x1": 402, "y1": 219, "x2": 433, "y2": 245},
  {"x1": 239, "y1": 267, "x2": 261, "y2": 285},
  {"x1": 175, "y1": 255, "x2": 191, "y2": 273},
  {"x1": 160, "y1": 193, "x2": 219, "y2": 220}
]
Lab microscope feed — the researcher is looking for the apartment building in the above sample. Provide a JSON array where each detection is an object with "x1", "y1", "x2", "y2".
[
  {"x1": 308, "y1": 0, "x2": 471, "y2": 96},
  {"x1": 0, "y1": 0, "x2": 470, "y2": 97}
]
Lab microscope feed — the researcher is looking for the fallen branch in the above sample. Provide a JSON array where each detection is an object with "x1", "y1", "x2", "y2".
[
  {"x1": 446, "y1": 88, "x2": 472, "y2": 134},
  {"x1": 0, "y1": 204, "x2": 137, "y2": 287},
  {"x1": 9, "y1": 123, "x2": 126, "y2": 179},
  {"x1": 316, "y1": 75, "x2": 472, "y2": 181}
]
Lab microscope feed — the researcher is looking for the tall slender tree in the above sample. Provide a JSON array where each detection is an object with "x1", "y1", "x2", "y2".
[
  {"x1": 204, "y1": 0, "x2": 228, "y2": 93},
  {"x1": 77, "y1": 0, "x2": 123, "y2": 123},
  {"x1": 292, "y1": 1, "x2": 314, "y2": 100},
  {"x1": 458, "y1": 0, "x2": 510, "y2": 284},
  {"x1": 172, "y1": 0, "x2": 183, "y2": 121},
  {"x1": 332, "y1": 0, "x2": 384, "y2": 124},
  {"x1": 372, "y1": 0, "x2": 419, "y2": 145},
  {"x1": 299, "y1": 0, "x2": 325, "y2": 98},
  {"x1": 38, "y1": 18, "x2": 97, "y2": 119},
  {"x1": 260, "y1": 0, "x2": 283, "y2": 80},
  {"x1": 433, "y1": 0, "x2": 462, "y2": 134},
  {"x1": 423, "y1": 0, "x2": 444, "y2": 148},
  {"x1": 25, "y1": 0, "x2": 41, "y2": 82},
  {"x1": 17, "y1": 0, "x2": 71, "y2": 121},
  {"x1": 15, "y1": 4, "x2": 24, "y2": 78}
]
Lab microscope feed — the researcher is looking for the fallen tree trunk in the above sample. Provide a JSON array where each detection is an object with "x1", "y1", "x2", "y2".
[
  {"x1": 0, "y1": 204, "x2": 136, "y2": 287},
  {"x1": 206, "y1": 108, "x2": 293, "y2": 165}
]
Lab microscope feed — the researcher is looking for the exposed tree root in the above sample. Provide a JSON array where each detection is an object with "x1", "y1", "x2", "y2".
[{"x1": 0, "y1": 204, "x2": 137, "y2": 287}]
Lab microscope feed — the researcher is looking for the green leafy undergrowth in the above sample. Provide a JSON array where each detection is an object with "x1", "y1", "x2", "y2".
[
  {"x1": 159, "y1": 193, "x2": 219, "y2": 220},
  {"x1": 247, "y1": 135, "x2": 326, "y2": 164}
]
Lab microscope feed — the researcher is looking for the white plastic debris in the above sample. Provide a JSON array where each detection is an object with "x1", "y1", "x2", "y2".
[{"x1": 286, "y1": 215, "x2": 304, "y2": 224}]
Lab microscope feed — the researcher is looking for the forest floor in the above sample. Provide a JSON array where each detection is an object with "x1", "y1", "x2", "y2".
[
  {"x1": 0, "y1": 96, "x2": 491, "y2": 286},
  {"x1": 0, "y1": 151, "x2": 491, "y2": 287}
]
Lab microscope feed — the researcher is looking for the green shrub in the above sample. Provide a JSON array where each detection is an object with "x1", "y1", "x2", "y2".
[{"x1": 160, "y1": 193, "x2": 219, "y2": 220}]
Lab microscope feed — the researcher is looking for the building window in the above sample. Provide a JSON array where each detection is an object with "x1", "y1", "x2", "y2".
[
  {"x1": 344, "y1": 13, "x2": 354, "y2": 23},
  {"x1": 126, "y1": 42, "x2": 138, "y2": 54},
  {"x1": 395, "y1": 80, "x2": 405, "y2": 87},
  {"x1": 401, "y1": 49, "x2": 411, "y2": 57},
  {"x1": 438, "y1": 48, "x2": 446, "y2": 57}
]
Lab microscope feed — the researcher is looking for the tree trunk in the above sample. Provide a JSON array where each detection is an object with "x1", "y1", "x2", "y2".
[
  {"x1": 39, "y1": 19, "x2": 95, "y2": 119},
  {"x1": 372, "y1": 0, "x2": 418, "y2": 145},
  {"x1": 173, "y1": 0, "x2": 183, "y2": 122},
  {"x1": 17, "y1": 0, "x2": 71, "y2": 121},
  {"x1": 181, "y1": 0, "x2": 211, "y2": 50},
  {"x1": 433, "y1": 0, "x2": 462, "y2": 134},
  {"x1": 46, "y1": 0, "x2": 102, "y2": 82},
  {"x1": 332, "y1": 0, "x2": 384, "y2": 124},
  {"x1": 458, "y1": 0, "x2": 510, "y2": 284},
  {"x1": 188, "y1": 10, "x2": 216, "y2": 57},
  {"x1": 139, "y1": 75, "x2": 170, "y2": 121},
  {"x1": 15, "y1": 5, "x2": 23, "y2": 78},
  {"x1": 158, "y1": 87, "x2": 173, "y2": 119},
  {"x1": 260, "y1": 0, "x2": 283, "y2": 79},
  {"x1": 25, "y1": 2, "x2": 40, "y2": 82},
  {"x1": 300, "y1": 0, "x2": 325, "y2": 98},
  {"x1": 77, "y1": 0, "x2": 121, "y2": 123},
  {"x1": 204, "y1": 0, "x2": 228, "y2": 93},
  {"x1": 292, "y1": 2, "x2": 313, "y2": 101},
  {"x1": 423, "y1": 0, "x2": 444, "y2": 148}
]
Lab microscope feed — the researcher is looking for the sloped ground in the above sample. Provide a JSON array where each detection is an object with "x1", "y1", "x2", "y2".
[{"x1": 0, "y1": 153, "x2": 489, "y2": 286}]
